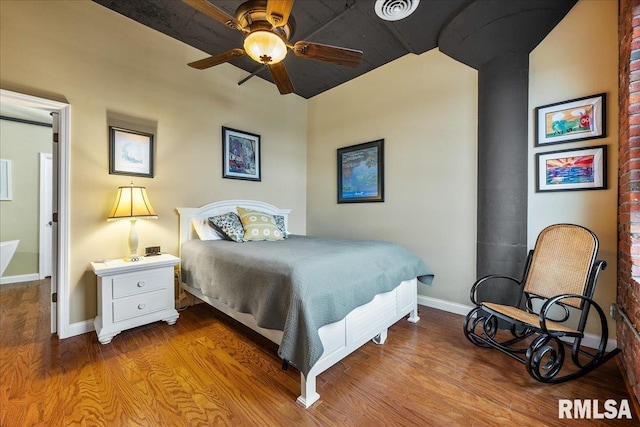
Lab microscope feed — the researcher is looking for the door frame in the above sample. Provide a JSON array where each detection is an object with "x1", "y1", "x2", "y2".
[
  {"x1": 39, "y1": 152, "x2": 53, "y2": 280},
  {"x1": 1, "y1": 89, "x2": 71, "y2": 338}
]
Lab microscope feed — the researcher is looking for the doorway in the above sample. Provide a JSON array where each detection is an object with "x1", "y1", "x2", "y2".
[{"x1": 0, "y1": 89, "x2": 70, "y2": 337}]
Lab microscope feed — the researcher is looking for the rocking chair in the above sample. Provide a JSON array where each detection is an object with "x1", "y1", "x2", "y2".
[{"x1": 463, "y1": 224, "x2": 620, "y2": 383}]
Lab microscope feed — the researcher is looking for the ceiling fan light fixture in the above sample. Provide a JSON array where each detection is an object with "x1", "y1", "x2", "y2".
[
  {"x1": 374, "y1": 0, "x2": 420, "y2": 21},
  {"x1": 243, "y1": 30, "x2": 288, "y2": 64}
]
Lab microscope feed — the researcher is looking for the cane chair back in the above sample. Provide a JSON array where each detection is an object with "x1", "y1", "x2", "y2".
[{"x1": 523, "y1": 224, "x2": 597, "y2": 308}]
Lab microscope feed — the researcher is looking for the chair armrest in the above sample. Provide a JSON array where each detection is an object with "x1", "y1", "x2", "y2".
[
  {"x1": 470, "y1": 274, "x2": 522, "y2": 306},
  {"x1": 539, "y1": 294, "x2": 609, "y2": 346}
]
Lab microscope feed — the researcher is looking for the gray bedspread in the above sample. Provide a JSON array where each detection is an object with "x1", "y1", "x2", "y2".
[{"x1": 180, "y1": 235, "x2": 434, "y2": 376}]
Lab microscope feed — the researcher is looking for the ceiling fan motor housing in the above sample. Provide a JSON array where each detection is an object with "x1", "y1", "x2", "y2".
[{"x1": 235, "y1": 0, "x2": 296, "y2": 41}]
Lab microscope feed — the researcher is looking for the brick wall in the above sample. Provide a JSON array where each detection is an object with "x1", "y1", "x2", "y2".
[{"x1": 618, "y1": 0, "x2": 640, "y2": 406}]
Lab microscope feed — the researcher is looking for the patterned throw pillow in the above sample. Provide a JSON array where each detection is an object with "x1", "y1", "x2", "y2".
[
  {"x1": 274, "y1": 215, "x2": 288, "y2": 238},
  {"x1": 209, "y1": 212, "x2": 245, "y2": 243},
  {"x1": 236, "y1": 207, "x2": 284, "y2": 241}
]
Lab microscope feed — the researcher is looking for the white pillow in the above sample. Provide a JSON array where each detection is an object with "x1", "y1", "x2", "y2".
[{"x1": 190, "y1": 216, "x2": 224, "y2": 240}]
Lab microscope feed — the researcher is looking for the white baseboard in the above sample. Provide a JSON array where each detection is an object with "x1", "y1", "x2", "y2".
[
  {"x1": 418, "y1": 295, "x2": 473, "y2": 316},
  {"x1": 417, "y1": 295, "x2": 617, "y2": 352},
  {"x1": 0, "y1": 273, "x2": 40, "y2": 285},
  {"x1": 67, "y1": 319, "x2": 94, "y2": 337}
]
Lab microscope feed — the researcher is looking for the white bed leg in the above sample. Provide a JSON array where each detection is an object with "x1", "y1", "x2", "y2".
[
  {"x1": 407, "y1": 306, "x2": 420, "y2": 323},
  {"x1": 372, "y1": 328, "x2": 388, "y2": 344},
  {"x1": 296, "y1": 373, "x2": 320, "y2": 408}
]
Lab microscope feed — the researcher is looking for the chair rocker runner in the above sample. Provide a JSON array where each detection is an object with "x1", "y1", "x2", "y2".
[{"x1": 463, "y1": 224, "x2": 620, "y2": 383}]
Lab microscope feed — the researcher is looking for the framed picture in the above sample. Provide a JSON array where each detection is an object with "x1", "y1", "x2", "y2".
[
  {"x1": 535, "y1": 145, "x2": 607, "y2": 192},
  {"x1": 222, "y1": 126, "x2": 261, "y2": 181},
  {"x1": 0, "y1": 159, "x2": 12, "y2": 201},
  {"x1": 109, "y1": 126, "x2": 154, "y2": 177},
  {"x1": 337, "y1": 139, "x2": 384, "y2": 203},
  {"x1": 535, "y1": 93, "x2": 606, "y2": 146}
]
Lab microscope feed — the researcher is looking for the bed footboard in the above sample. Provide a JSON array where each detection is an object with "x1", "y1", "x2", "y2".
[{"x1": 297, "y1": 278, "x2": 419, "y2": 408}]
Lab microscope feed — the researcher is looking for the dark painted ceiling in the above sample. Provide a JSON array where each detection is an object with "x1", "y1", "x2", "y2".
[{"x1": 92, "y1": 0, "x2": 577, "y2": 99}]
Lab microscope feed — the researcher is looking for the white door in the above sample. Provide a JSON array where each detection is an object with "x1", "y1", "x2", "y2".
[{"x1": 39, "y1": 153, "x2": 53, "y2": 279}]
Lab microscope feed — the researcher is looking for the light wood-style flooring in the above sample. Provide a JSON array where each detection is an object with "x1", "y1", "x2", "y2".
[{"x1": 1, "y1": 279, "x2": 637, "y2": 426}]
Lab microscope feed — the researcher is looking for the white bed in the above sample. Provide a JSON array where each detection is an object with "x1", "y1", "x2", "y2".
[{"x1": 177, "y1": 199, "x2": 423, "y2": 408}]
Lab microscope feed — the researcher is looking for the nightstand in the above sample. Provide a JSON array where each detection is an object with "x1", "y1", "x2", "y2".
[{"x1": 91, "y1": 253, "x2": 180, "y2": 344}]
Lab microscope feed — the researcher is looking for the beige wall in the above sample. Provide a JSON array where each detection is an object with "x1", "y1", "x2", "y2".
[
  {"x1": 0, "y1": 120, "x2": 51, "y2": 275},
  {"x1": 529, "y1": 0, "x2": 618, "y2": 335},
  {"x1": 0, "y1": 1, "x2": 307, "y2": 323},
  {"x1": 307, "y1": 50, "x2": 479, "y2": 305}
]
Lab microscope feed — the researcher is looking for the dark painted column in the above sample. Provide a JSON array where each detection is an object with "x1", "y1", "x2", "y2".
[
  {"x1": 476, "y1": 53, "x2": 529, "y2": 304},
  {"x1": 437, "y1": 0, "x2": 576, "y2": 305}
]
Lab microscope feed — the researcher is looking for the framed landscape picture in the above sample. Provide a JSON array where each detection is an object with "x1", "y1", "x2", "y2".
[
  {"x1": 222, "y1": 126, "x2": 261, "y2": 181},
  {"x1": 337, "y1": 139, "x2": 384, "y2": 203},
  {"x1": 535, "y1": 93, "x2": 606, "y2": 146},
  {"x1": 109, "y1": 127, "x2": 154, "y2": 178},
  {"x1": 535, "y1": 145, "x2": 607, "y2": 192}
]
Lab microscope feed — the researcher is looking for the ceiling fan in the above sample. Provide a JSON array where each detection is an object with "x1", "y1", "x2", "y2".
[{"x1": 183, "y1": 0, "x2": 364, "y2": 94}]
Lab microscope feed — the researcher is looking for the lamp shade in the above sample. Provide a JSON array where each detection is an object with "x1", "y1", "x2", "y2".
[
  {"x1": 107, "y1": 184, "x2": 157, "y2": 221},
  {"x1": 243, "y1": 30, "x2": 287, "y2": 64}
]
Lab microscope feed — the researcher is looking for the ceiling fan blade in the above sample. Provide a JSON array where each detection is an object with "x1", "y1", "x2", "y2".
[
  {"x1": 267, "y1": 62, "x2": 294, "y2": 94},
  {"x1": 293, "y1": 41, "x2": 363, "y2": 68},
  {"x1": 182, "y1": 0, "x2": 240, "y2": 29},
  {"x1": 188, "y1": 49, "x2": 245, "y2": 69},
  {"x1": 266, "y1": 0, "x2": 294, "y2": 28}
]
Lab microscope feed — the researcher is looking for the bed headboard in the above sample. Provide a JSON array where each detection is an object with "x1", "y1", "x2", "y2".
[{"x1": 176, "y1": 199, "x2": 292, "y2": 247}]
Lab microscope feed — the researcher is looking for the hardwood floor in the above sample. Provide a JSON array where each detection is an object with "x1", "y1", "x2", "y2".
[{"x1": 1, "y1": 279, "x2": 637, "y2": 426}]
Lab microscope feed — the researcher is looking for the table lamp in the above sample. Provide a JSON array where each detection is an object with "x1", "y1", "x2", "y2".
[{"x1": 107, "y1": 183, "x2": 157, "y2": 261}]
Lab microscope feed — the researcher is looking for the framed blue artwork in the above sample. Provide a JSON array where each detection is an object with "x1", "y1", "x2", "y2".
[{"x1": 337, "y1": 139, "x2": 384, "y2": 203}]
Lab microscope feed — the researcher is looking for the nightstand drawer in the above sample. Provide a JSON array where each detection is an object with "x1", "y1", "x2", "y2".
[
  {"x1": 112, "y1": 289, "x2": 167, "y2": 322},
  {"x1": 112, "y1": 269, "x2": 167, "y2": 299}
]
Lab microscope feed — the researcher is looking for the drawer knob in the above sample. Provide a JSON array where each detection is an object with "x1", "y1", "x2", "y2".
[
  {"x1": 137, "y1": 281, "x2": 145, "y2": 287},
  {"x1": 138, "y1": 303, "x2": 146, "y2": 310}
]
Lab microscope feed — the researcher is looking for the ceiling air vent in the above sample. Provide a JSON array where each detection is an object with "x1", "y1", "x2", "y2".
[{"x1": 374, "y1": 0, "x2": 420, "y2": 21}]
